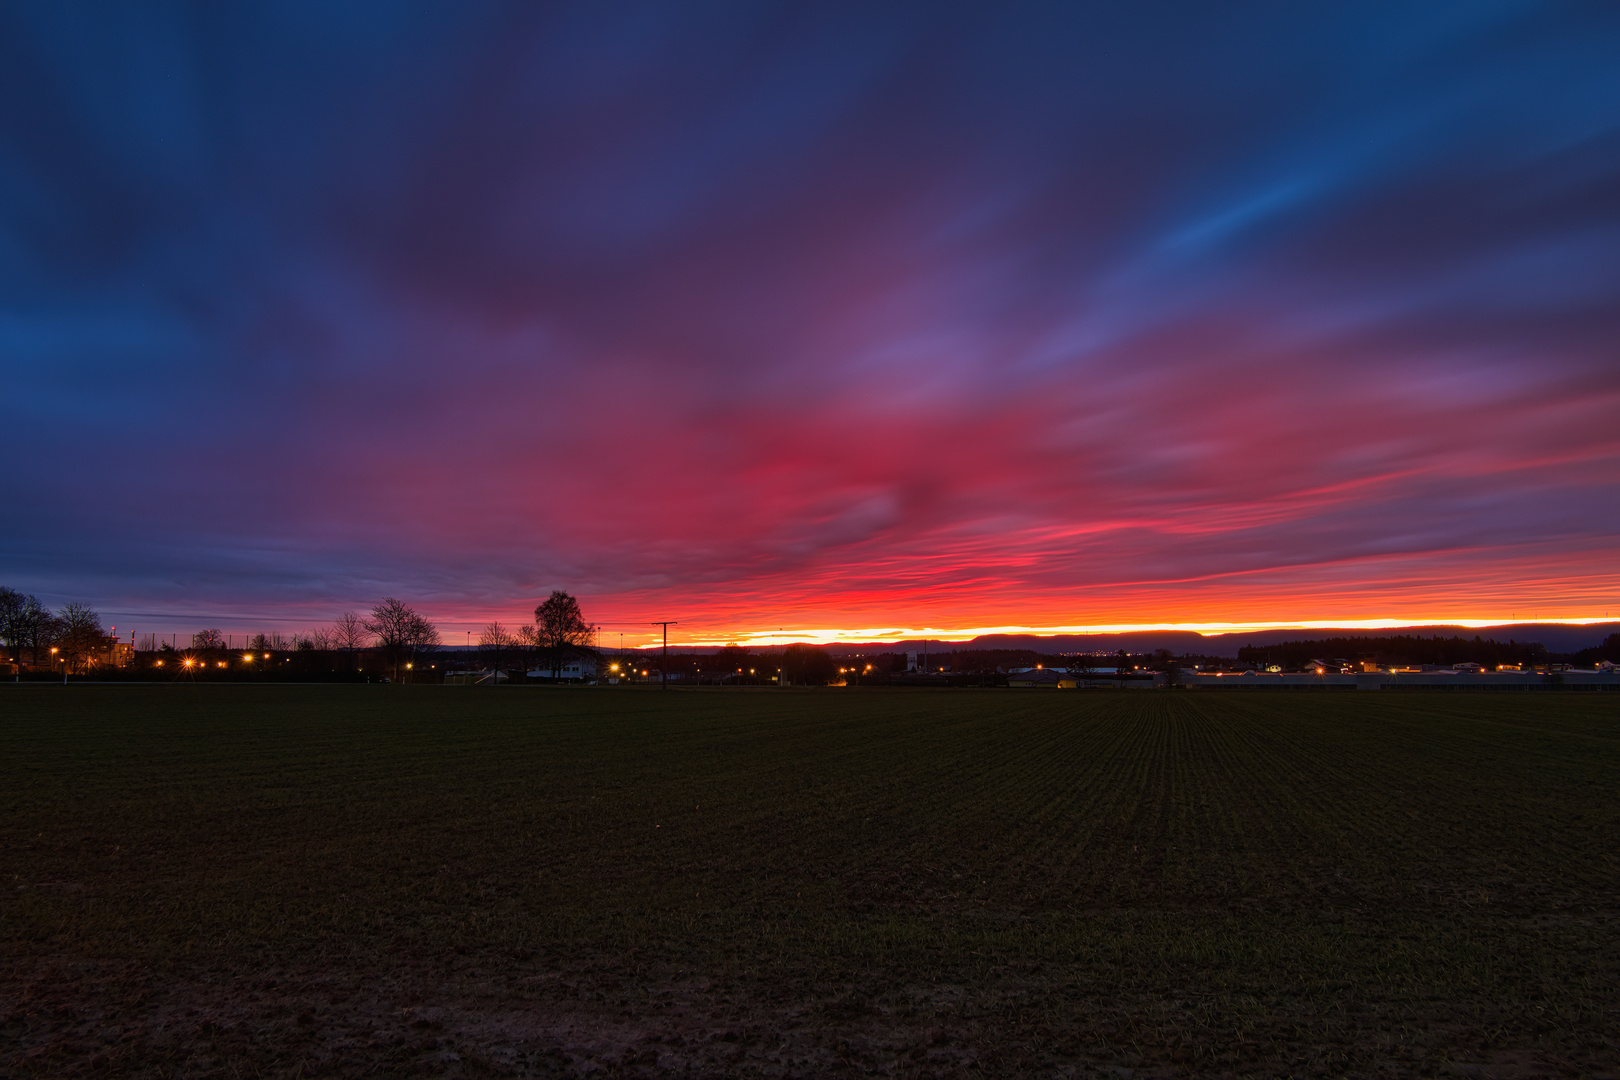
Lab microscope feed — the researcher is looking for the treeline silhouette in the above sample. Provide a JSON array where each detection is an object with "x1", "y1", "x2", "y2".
[{"x1": 1235, "y1": 634, "x2": 1620, "y2": 669}]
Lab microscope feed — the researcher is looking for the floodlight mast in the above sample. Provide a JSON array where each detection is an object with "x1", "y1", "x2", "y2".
[{"x1": 649, "y1": 622, "x2": 678, "y2": 689}]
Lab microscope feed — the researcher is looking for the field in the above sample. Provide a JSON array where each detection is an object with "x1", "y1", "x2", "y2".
[{"x1": 2, "y1": 687, "x2": 1616, "y2": 1078}]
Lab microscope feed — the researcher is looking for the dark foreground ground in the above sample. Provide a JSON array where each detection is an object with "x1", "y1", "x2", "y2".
[{"x1": 1, "y1": 687, "x2": 1615, "y2": 1078}]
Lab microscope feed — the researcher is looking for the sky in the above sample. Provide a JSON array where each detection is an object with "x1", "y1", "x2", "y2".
[{"x1": 4, "y1": 2, "x2": 1620, "y2": 647}]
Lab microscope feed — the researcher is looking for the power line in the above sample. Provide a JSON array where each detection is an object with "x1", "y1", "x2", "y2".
[{"x1": 649, "y1": 621, "x2": 678, "y2": 689}]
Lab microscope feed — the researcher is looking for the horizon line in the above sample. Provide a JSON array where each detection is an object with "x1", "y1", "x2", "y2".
[
  {"x1": 656, "y1": 617, "x2": 1617, "y2": 648},
  {"x1": 92, "y1": 611, "x2": 1617, "y2": 648}
]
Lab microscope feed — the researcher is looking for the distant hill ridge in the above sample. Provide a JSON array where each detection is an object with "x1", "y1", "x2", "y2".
[
  {"x1": 636, "y1": 624, "x2": 1618, "y2": 658},
  {"x1": 830, "y1": 623, "x2": 1620, "y2": 658}
]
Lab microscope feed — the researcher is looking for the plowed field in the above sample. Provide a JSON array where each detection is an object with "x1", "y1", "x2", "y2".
[{"x1": 2, "y1": 686, "x2": 1615, "y2": 1077}]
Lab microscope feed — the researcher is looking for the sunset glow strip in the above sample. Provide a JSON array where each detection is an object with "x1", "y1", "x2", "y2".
[{"x1": 647, "y1": 618, "x2": 1617, "y2": 648}]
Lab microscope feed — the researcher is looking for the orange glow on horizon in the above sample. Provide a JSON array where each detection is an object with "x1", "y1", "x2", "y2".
[{"x1": 619, "y1": 616, "x2": 1615, "y2": 648}]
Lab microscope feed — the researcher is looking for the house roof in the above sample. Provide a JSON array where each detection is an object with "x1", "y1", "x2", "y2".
[{"x1": 1009, "y1": 668, "x2": 1069, "y2": 684}]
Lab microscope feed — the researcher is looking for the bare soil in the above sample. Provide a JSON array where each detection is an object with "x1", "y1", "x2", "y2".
[{"x1": 2, "y1": 687, "x2": 1615, "y2": 1077}]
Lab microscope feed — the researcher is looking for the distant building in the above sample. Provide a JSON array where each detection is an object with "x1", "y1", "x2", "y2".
[
  {"x1": 527, "y1": 657, "x2": 597, "y2": 681},
  {"x1": 445, "y1": 670, "x2": 510, "y2": 685},
  {"x1": 1009, "y1": 669, "x2": 1077, "y2": 688}
]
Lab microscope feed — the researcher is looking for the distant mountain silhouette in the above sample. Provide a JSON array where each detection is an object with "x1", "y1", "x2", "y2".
[{"x1": 839, "y1": 623, "x2": 1620, "y2": 658}]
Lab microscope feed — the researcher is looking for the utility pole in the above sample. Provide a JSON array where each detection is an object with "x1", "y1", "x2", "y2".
[{"x1": 649, "y1": 622, "x2": 677, "y2": 690}]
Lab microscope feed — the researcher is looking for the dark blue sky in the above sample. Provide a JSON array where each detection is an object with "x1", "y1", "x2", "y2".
[{"x1": 4, "y1": 2, "x2": 1619, "y2": 643}]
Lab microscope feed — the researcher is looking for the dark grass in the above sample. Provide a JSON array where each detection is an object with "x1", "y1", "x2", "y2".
[{"x1": 1, "y1": 686, "x2": 1616, "y2": 1077}]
